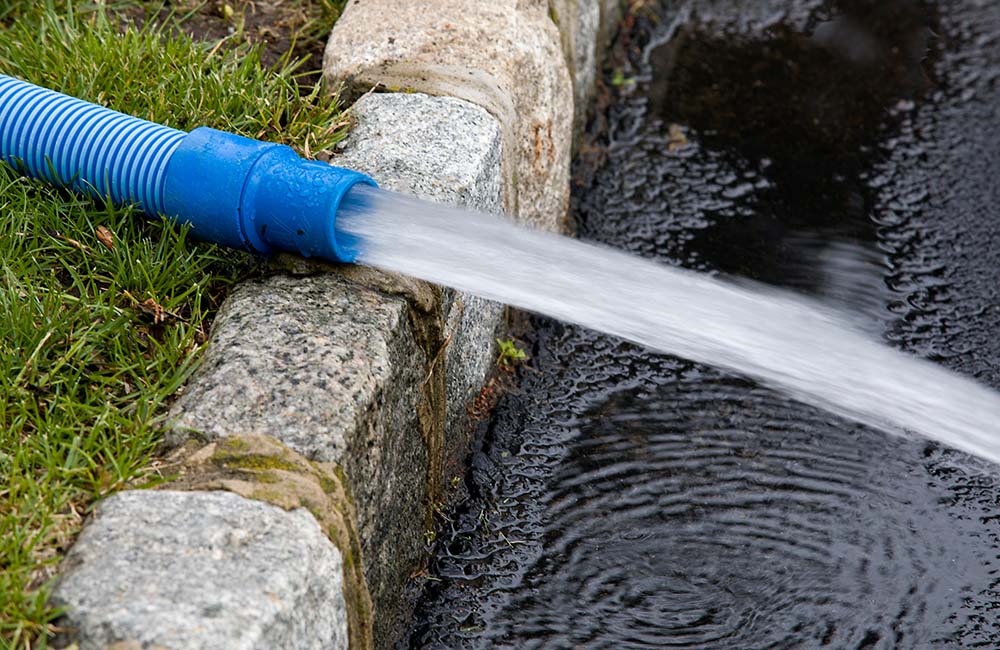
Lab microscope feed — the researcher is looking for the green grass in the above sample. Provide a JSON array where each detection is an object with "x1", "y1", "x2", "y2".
[{"x1": 0, "y1": 3, "x2": 350, "y2": 647}]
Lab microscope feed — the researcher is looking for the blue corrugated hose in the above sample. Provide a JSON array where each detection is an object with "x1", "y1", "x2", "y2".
[{"x1": 0, "y1": 73, "x2": 375, "y2": 262}]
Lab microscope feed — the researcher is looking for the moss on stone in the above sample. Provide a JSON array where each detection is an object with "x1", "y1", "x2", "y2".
[
  {"x1": 218, "y1": 436, "x2": 250, "y2": 452},
  {"x1": 333, "y1": 464, "x2": 350, "y2": 488},
  {"x1": 160, "y1": 434, "x2": 374, "y2": 650},
  {"x1": 212, "y1": 451, "x2": 302, "y2": 473},
  {"x1": 319, "y1": 475, "x2": 341, "y2": 496},
  {"x1": 249, "y1": 487, "x2": 289, "y2": 504}
]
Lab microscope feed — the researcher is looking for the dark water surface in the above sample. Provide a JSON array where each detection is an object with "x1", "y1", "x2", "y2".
[{"x1": 404, "y1": 1, "x2": 1000, "y2": 647}]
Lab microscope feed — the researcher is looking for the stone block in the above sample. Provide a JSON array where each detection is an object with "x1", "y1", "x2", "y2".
[
  {"x1": 335, "y1": 92, "x2": 503, "y2": 214},
  {"x1": 333, "y1": 93, "x2": 506, "y2": 453},
  {"x1": 324, "y1": 0, "x2": 573, "y2": 232},
  {"x1": 169, "y1": 268, "x2": 426, "y2": 647},
  {"x1": 53, "y1": 491, "x2": 348, "y2": 650},
  {"x1": 550, "y1": 0, "x2": 627, "y2": 144}
]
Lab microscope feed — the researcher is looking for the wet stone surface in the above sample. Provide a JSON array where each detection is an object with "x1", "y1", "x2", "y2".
[{"x1": 405, "y1": 0, "x2": 1000, "y2": 648}]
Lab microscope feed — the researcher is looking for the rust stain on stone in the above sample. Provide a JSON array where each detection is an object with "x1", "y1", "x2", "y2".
[{"x1": 532, "y1": 119, "x2": 555, "y2": 171}]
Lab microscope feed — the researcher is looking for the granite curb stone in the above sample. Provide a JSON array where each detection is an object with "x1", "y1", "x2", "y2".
[
  {"x1": 51, "y1": 4, "x2": 624, "y2": 648},
  {"x1": 53, "y1": 490, "x2": 348, "y2": 650},
  {"x1": 324, "y1": 0, "x2": 573, "y2": 232}
]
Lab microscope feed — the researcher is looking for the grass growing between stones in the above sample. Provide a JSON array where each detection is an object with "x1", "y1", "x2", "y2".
[{"x1": 0, "y1": 2, "x2": 349, "y2": 647}]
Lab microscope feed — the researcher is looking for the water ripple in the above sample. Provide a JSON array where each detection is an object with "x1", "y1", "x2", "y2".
[{"x1": 493, "y1": 379, "x2": 984, "y2": 649}]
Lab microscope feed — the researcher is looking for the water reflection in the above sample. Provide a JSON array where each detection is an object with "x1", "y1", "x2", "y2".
[{"x1": 649, "y1": 0, "x2": 934, "y2": 318}]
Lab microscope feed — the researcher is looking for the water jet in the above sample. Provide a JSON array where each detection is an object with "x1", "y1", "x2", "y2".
[{"x1": 5, "y1": 72, "x2": 1000, "y2": 471}]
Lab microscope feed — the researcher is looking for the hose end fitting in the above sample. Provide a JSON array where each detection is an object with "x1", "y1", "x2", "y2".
[{"x1": 163, "y1": 127, "x2": 375, "y2": 263}]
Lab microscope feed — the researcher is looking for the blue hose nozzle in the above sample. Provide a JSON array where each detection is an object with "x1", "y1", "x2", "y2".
[{"x1": 0, "y1": 74, "x2": 375, "y2": 262}]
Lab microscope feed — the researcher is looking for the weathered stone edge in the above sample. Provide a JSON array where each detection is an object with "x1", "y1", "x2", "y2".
[{"x1": 50, "y1": 2, "x2": 625, "y2": 650}]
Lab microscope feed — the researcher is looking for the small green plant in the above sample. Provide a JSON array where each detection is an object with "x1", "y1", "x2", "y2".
[
  {"x1": 496, "y1": 338, "x2": 528, "y2": 367},
  {"x1": 610, "y1": 69, "x2": 636, "y2": 87}
]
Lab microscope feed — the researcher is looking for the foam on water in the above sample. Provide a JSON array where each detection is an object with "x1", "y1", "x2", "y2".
[{"x1": 338, "y1": 184, "x2": 1000, "y2": 468}]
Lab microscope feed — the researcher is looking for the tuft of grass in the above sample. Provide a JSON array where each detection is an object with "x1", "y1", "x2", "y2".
[
  {"x1": 0, "y1": 3, "x2": 350, "y2": 647},
  {"x1": 0, "y1": 4, "x2": 350, "y2": 153}
]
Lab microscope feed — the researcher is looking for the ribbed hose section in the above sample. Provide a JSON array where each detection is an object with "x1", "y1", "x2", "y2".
[{"x1": 0, "y1": 74, "x2": 184, "y2": 215}]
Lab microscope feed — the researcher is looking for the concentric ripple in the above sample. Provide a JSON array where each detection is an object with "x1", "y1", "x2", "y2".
[{"x1": 495, "y1": 376, "x2": 985, "y2": 649}]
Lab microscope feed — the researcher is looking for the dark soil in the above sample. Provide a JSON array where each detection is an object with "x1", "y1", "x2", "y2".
[{"x1": 123, "y1": 0, "x2": 342, "y2": 82}]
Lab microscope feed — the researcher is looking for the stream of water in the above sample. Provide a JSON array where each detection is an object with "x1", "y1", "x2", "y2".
[{"x1": 339, "y1": 184, "x2": 1000, "y2": 469}]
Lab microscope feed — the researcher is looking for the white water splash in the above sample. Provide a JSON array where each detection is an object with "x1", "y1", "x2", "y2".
[{"x1": 338, "y1": 185, "x2": 1000, "y2": 467}]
